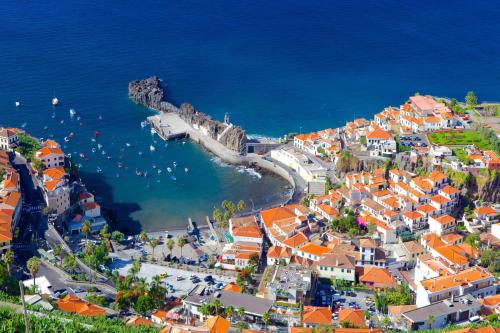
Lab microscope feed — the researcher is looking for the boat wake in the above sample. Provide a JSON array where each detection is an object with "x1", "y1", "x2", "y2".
[{"x1": 236, "y1": 166, "x2": 262, "y2": 179}]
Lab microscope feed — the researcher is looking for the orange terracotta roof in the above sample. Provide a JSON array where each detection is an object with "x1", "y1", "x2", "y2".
[
  {"x1": 84, "y1": 202, "x2": 100, "y2": 210},
  {"x1": 317, "y1": 203, "x2": 338, "y2": 216},
  {"x1": 232, "y1": 226, "x2": 262, "y2": 239},
  {"x1": 290, "y1": 328, "x2": 313, "y2": 333},
  {"x1": 431, "y1": 214, "x2": 455, "y2": 225},
  {"x1": 302, "y1": 306, "x2": 332, "y2": 325},
  {"x1": 475, "y1": 206, "x2": 497, "y2": 216},
  {"x1": 481, "y1": 294, "x2": 500, "y2": 307},
  {"x1": 203, "y1": 316, "x2": 230, "y2": 333},
  {"x1": 223, "y1": 283, "x2": 242, "y2": 293},
  {"x1": 267, "y1": 245, "x2": 292, "y2": 259},
  {"x1": 359, "y1": 238, "x2": 376, "y2": 248},
  {"x1": 43, "y1": 139, "x2": 60, "y2": 148},
  {"x1": 416, "y1": 204, "x2": 437, "y2": 214},
  {"x1": 428, "y1": 170, "x2": 447, "y2": 183},
  {"x1": 282, "y1": 232, "x2": 308, "y2": 248},
  {"x1": 403, "y1": 211, "x2": 423, "y2": 220},
  {"x1": 421, "y1": 267, "x2": 492, "y2": 293},
  {"x1": 260, "y1": 205, "x2": 303, "y2": 228},
  {"x1": 126, "y1": 316, "x2": 154, "y2": 326},
  {"x1": 36, "y1": 146, "x2": 64, "y2": 158},
  {"x1": 338, "y1": 308, "x2": 366, "y2": 327},
  {"x1": 56, "y1": 295, "x2": 105, "y2": 316},
  {"x1": 44, "y1": 179, "x2": 64, "y2": 192},
  {"x1": 152, "y1": 310, "x2": 168, "y2": 320},
  {"x1": 440, "y1": 185, "x2": 459, "y2": 195},
  {"x1": 3, "y1": 192, "x2": 21, "y2": 209},
  {"x1": 299, "y1": 243, "x2": 331, "y2": 257},
  {"x1": 359, "y1": 267, "x2": 396, "y2": 288},
  {"x1": 429, "y1": 194, "x2": 451, "y2": 205},
  {"x1": 43, "y1": 167, "x2": 66, "y2": 180},
  {"x1": 366, "y1": 128, "x2": 392, "y2": 140}
]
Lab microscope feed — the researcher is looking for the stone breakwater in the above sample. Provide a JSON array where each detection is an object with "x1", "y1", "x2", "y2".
[{"x1": 128, "y1": 76, "x2": 247, "y2": 153}]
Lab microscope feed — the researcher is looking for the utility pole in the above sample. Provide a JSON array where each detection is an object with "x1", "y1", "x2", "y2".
[{"x1": 19, "y1": 281, "x2": 30, "y2": 333}]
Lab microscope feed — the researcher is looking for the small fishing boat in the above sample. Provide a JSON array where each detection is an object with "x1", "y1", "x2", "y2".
[
  {"x1": 138, "y1": 151, "x2": 143, "y2": 156},
  {"x1": 106, "y1": 156, "x2": 112, "y2": 160},
  {"x1": 97, "y1": 143, "x2": 103, "y2": 150},
  {"x1": 21, "y1": 122, "x2": 27, "y2": 128},
  {"x1": 140, "y1": 120, "x2": 148, "y2": 128},
  {"x1": 149, "y1": 145, "x2": 155, "y2": 152},
  {"x1": 60, "y1": 120, "x2": 64, "y2": 124},
  {"x1": 143, "y1": 171, "x2": 148, "y2": 178},
  {"x1": 101, "y1": 150, "x2": 106, "y2": 155},
  {"x1": 135, "y1": 169, "x2": 142, "y2": 176},
  {"x1": 52, "y1": 97, "x2": 59, "y2": 106},
  {"x1": 15, "y1": 101, "x2": 20, "y2": 107},
  {"x1": 185, "y1": 167, "x2": 189, "y2": 173},
  {"x1": 69, "y1": 108, "x2": 76, "y2": 116},
  {"x1": 92, "y1": 131, "x2": 100, "y2": 138},
  {"x1": 96, "y1": 166, "x2": 102, "y2": 173},
  {"x1": 125, "y1": 142, "x2": 131, "y2": 147},
  {"x1": 43, "y1": 126, "x2": 48, "y2": 130},
  {"x1": 173, "y1": 161, "x2": 177, "y2": 167},
  {"x1": 76, "y1": 116, "x2": 81, "y2": 121},
  {"x1": 167, "y1": 167, "x2": 172, "y2": 173},
  {"x1": 69, "y1": 132, "x2": 75, "y2": 138},
  {"x1": 150, "y1": 128, "x2": 156, "y2": 135},
  {"x1": 91, "y1": 138, "x2": 96, "y2": 143},
  {"x1": 117, "y1": 162, "x2": 123, "y2": 168},
  {"x1": 157, "y1": 169, "x2": 162, "y2": 174},
  {"x1": 79, "y1": 152, "x2": 86, "y2": 159},
  {"x1": 171, "y1": 175, "x2": 177, "y2": 181},
  {"x1": 91, "y1": 148, "x2": 97, "y2": 153},
  {"x1": 64, "y1": 137, "x2": 70, "y2": 143},
  {"x1": 152, "y1": 164, "x2": 156, "y2": 169}
]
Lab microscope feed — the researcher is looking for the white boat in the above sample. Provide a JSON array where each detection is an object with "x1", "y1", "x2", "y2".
[
  {"x1": 173, "y1": 161, "x2": 177, "y2": 167},
  {"x1": 96, "y1": 167, "x2": 102, "y2": 173},
  {"x1": 15, "y1": 101, "x2": 20, "y2": 107},
  {"x1": 91, "y1": 148, "x2": 97, "y2": 153},
  {"x1": 167, "y1": 167, "x2": 172, "y2": 173},
  {"x1": 97, "y1": 144, "x2": 103, "y2": 150},
  {"x1": 149, "y1": 145, "x2": 156, "y2": 152},
  {"x1": 52, "y1": 97, "x2": 59, "y2": 106},
  {"x1": 185, "y1": 167, "x2": 189, "y2": 173},
  {"x1": 64, "y1": 137, "x2": 69, "y2": 143},
  {"x1": 69, "y1": 108, "x2": 76, "y2": 116},
  {"x1": 157, "y1": 169, "x2": 162, "y2": 174},
  {"x1": 140, "y1": 120, "x2": 148, "y2": 128},
  {"x1": 150, "y1": 128, "x2": 156, "y2": 135}
]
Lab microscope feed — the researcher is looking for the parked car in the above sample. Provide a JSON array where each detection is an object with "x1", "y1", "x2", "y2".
[{"x1": 204, "y1": 275, "x2": 213, "y2": 282}]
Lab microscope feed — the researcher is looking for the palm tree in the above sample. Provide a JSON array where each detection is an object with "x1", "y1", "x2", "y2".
[
  {"x1": 150, "y1": 238, "x2": 158, "y2": 259},
  {"x1": 236, "y1": 322, "x2": 246, "y2": 333},
  {"x1": 427, "y1": 315, "x2": 435, "y2": 329},
  {"x1": 199, "y1": 303, "x2": 213, "y2": 318},
  {"x1": 237, "y1": 306, "x2": 245, "y2": 319},
  {"x1": 262, "y1": 312, "x2": 270, "y2": 329},
  {"x1": 129, "y1": 259, "x2": 141, "y2": 279},
  {"x1": 237, "y1": 199, "x2": 246, "y2": 212},
  {"x1": 166, "y1": 239, "x2": 174, "y2": 255},
  {"x1": 82, "y1": 220, "x2": 91, "y2": 240},
  {"x1": 224, "y1": 305, "x2": 234, "y2": 321},
  {"x1": 139, "y1": 231, "x2": 148, "y2": 244},
  {"x1": 177, "y1": 236, "x2": 186, "y2": 257},
  {"x1": 212, "y1": 299, "x2": 222, "y2": 316},
  {"x1": 27, "y1": 256, "x2": 41, "y2": 289},
  {"x1": 2, "y1": 249, "x2": 14, "y2": 273},
  {"x1": 213, "y1": 208, "x2": 223, "y2": 223}
]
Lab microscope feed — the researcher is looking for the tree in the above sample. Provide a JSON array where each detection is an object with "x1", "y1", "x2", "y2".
[
  {"x1": 139, "y1": 231, "x2": 148, "y2": 244},
  {"x1": 177, "y1": 236, "x2": 186, "y2": 257},
  {"x1": 236, "y1": 322, "x2": 246, "y2": 333},
  {"x1": 465, "y1": 91, "x2": 478, "y2": 109},
  {"x1": 237, "y1": 200, "x2": 246, "y2": 212},
  {"x1": 212, "y1": 299, "x2": 222, "y2": 316},
  {"x1": 262, "y1": 312, "x2": 270, "y2": 328},
  {"x1": 465, "y1": 232, "x2": 480, "y2": 248},
  {"x1": 32, "y1": 159, "x2": 44, "y2": 173},
  {"x1": 166, "y1": 238, "x2": 174, "y2": 255},
  {"x1": 0, "y1": 262, "x2": 17, "y2": 294},
  {"x1": 427, "y1": 314, "x2": 435, "y2": 329},
  {"x1": 129, "y1": 260, "x2": 141, "y2": 278},
  {"x1": 2, "y1": 249, "x2": 14, "y2": 273},
  {"x1": 100, "y1": 225, "x2": 109, "y2": 240},
  {"x1": 237, "y1": 306, "x2": 245, "y2": 318},
  {"x1": 111, "y1": 230, "x2": 124, "y2": 242},
  {"x1": 53, "y1": 244, "x2": 62, "y2": 265},
  {"x1": 248, "y1": 253, "x2": 259, "y2": 268},
  {"x1": 367, "y1": 221, "x2": 376, "y2": 235},
  {"x1": 382, "y1": 316, "x2": 392, "y2": 330},
  {"x1": 133, "y1": 295, "x2": 155, "y2": 315},
  {"x1": 150, "y1": 238, "x2": 158, "y2": 260},
  {"x1": 63, "y1": 254, "x2": 77, "y2": 274},
  {"x1": 27, "y1": 256, "x2": 41, "y2": 289},
  {"x1": 212, "y1": 208, "x2": 223, "y2": 223},
  {"x1": 82, "y1": 220, "x2": 91, "y2": 240},
  {"x1": 224, "y1": 305, "x2": 234, "y2": 321},
  {"x1": 199, "y1": 303, "x2": 214, "y2": 317}
]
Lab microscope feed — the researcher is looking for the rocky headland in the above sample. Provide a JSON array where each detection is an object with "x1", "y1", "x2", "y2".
[{"x1": 128, "y1": 76, "x2": 247, "y2": 153}]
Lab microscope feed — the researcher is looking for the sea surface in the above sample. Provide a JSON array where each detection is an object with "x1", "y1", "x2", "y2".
[{"x1": 1, "y1": 1, "x2": 500, "y2": 232}]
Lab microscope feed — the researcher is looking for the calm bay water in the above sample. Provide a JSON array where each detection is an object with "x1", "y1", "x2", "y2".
[{"x1": 1, "y1": 1, "x2": 499, "y2": 232}]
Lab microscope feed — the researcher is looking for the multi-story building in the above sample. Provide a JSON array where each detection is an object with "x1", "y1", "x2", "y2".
[{"x1": 0, "y1": 128, "x2": 19, "y2": 151}]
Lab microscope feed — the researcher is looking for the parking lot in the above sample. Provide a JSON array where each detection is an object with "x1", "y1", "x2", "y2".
[
  {"x1": 314, "y1": 282, "x2": 376, "y2": 322},
  {"x1": 399, "y1": 134, "x2": 429, "y2": 148},
  {"x1": 111, "y1": 261, "x2": 235, "y2": 297}
]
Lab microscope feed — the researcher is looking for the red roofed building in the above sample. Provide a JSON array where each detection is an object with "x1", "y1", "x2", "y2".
[
  {"x1": 56, "y1": 295, "x2": 106, "y2": 316},
  {"x1": 338, "y1": 308, "x2": 367, "y2": 328},
  {"x1": 302, "y1": 306, "x2": 332, "y2": 327},
  {"x1": 266, "y1": 245, "x2": 292, "y2": 265},
  {"x1": 359, "y1": 267, "x2": 397, "y2": 290},
  {"x1": 35, "y1": 145, "x2": 65, "y2": 168},
  {"x1": 365, "y1": 128, "x2": 396, "y2": 157}
]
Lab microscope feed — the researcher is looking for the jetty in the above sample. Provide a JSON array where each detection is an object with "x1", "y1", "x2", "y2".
[{"x1": 148, "y1": 114, "x2": 188, "y2": 140}]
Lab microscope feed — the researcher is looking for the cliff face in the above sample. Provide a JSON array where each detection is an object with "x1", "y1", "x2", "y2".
[
  {"x1": 478, "y1": 171, "x2": 500, "y2": 204},
  {"x1": 129, "y1": 77, "x2": 247, "y2": 154}
]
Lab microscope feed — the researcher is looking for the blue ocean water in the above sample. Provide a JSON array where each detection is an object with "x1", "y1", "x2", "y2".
[{"x1": 1, "y1": 1, "x2": 499, "y2": 232}]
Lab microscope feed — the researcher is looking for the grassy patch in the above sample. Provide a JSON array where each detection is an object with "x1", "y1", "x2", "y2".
[
  {"x1": 452, "y1": 148, "x2": 468, "y2": 164},
  {"x1": 428, "y1": 131, "x2": 492, "y2": 150}
]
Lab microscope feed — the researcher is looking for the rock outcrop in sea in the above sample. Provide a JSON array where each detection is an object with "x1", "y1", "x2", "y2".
[{"x1": 129, "y1": 76, "x2": 247, "y2": 153}]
